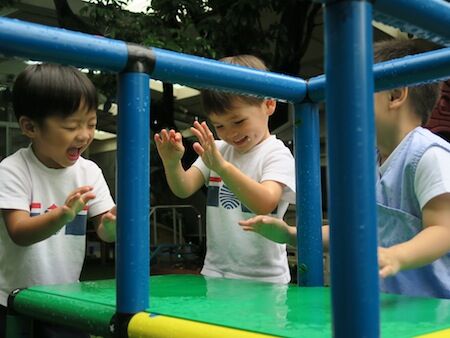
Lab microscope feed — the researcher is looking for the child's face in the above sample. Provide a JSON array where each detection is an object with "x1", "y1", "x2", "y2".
[
  {"x1": 374, "y1": 91, "x2": 397, "y2": 145},
  {"x1": 209, "y1": 99, "x2": 275, "y2": 153},
  {"x1": 30, "y1": 105, "x2": 97, "y2": 168}
]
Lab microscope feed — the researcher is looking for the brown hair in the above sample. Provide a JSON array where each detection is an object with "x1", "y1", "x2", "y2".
[
  {"x1": 373, "y1": 39, "x2": 441, "y2": 125},
  {"x1": 201, "y1": 55, "x2": 268, "y2": 115}
]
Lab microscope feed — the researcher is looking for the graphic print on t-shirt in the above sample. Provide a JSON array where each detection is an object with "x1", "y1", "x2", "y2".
[
  {"x1": 206, "y1": 177, "x2": 277, "y2": 215},
  {"x1": 206, "y1": 176, "x2": 253, "y2": 212},
  {"x1": 30, "y1": 202, "x2": 41, "y2": 216},
  {"x1": 30, "y1": 202, "x2": 88, "y2": 236},
  {"x1": 66, "y1": 206, "x2": 88, "y2": 235},
  {"x1": 219, "y1": 185, "x2": 240, "y2": 209}
]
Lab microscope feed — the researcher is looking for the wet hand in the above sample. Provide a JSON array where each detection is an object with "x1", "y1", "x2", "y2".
[
  {"x1": 154, "y1": 129, "x2": 185, "y2": 166},
  {"x1": 101, "y1": 206, "x2": 116, "y2": 241},
  {"x1": 378, "y1": 246, "x2": 402, "y2": 278},
  {"x1": 62, "y1": 186, "x2": 95, "y2": 223},
  {"x1": 191, "y1": 121, "x2": 226, "y2": 172},
  {"x1": 239, "y1": 215, "x2": 291, "y2": 244}
]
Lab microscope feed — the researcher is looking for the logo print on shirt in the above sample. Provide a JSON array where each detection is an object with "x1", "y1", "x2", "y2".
[
  {"x1": 30, "y1": 202, "x2": 41, "y2": 217},
  {"x1": 219, "y1": 185, "x2": 240, "y2": 209},
  {"x1": 206, "y1": 177, "x2": 278, "y2": 214},
  {"x1": 66, "y1": 206, "x2": 88, "y2": 235},
  {"x1": 34, "y1": 203, "x2": 88, "y2": 236}
]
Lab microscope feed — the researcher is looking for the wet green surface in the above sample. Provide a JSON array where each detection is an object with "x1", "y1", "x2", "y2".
[
  {"x1": 13, "y1": 286, "x2": 115, "y2": 337},
  {"x1": 13, "y1": 275, "x2": 450, "y2": 337}
]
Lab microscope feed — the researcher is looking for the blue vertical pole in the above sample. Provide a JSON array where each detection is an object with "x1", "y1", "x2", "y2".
[
  {"x1": 116, "y1": 72, "x2": 150, "y2": 313},
  {"x1": 294, "y1": 103, "x2": 324, "y2": 286},
  {"x1": 324, "y1": 1, "x2": 379, "y2": 337}
]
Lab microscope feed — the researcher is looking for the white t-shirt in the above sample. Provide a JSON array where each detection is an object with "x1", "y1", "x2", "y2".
[
  {"x1": 193, "y1": 135, "x2": 296, "y2": 284},
  {"x1": 380, "y1": 137, "x2": 450, "y2": 209},
  {"x1": 0, "y1": 146, "x2": 114, "y2": 306},
  {"x1": 414, "y1": 147, "x2": 450, "y2": 208}
]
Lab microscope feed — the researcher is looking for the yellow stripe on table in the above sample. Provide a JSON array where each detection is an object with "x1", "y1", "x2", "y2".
[
  {"x1": 415, "y1": 328, "x2": 450, "y2": 338},
  {"x1": 128, "y1": 312, "x2": 276, "y2": 338}
]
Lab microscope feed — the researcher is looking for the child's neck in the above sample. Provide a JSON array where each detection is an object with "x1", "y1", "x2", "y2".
[{"x1": 378, "y1": 123, "x2": 420, "y2": 164}]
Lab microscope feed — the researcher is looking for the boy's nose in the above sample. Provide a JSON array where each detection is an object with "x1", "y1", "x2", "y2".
[
  {"x1": 224, "y1": 128, "x2": 237, "y2": 137},
  {"x1": 230, "y1": 130, "x2": 240, "y2": 139},
  {"x1": 76, "y1": 127, "x2": 93, "y2": 141}
]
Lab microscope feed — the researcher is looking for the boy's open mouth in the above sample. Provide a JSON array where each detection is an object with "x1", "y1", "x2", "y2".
[
  {"x1": 67, "y1": 147, "x2": 81, "y2": 161},
  {"x1": 234, "y1": 136, "x2": 248, "y2": 146}
]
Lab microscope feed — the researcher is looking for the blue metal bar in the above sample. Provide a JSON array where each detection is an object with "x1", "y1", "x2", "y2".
[
  {"x1": 0, "y1": 17, "x2": 128, "y2": 72},
  {"x1": 374, "y1": 0, "x2": 450, "y2": 46},
  {"x1": 324, "y1": 1, "x2": 379, "y2": 337},
  {"x1": 372, "y1": 48, "x2": 450, "y2": 92},
  {"x1": 152, "y1": 48, "x2": 307, "y2": 103},
  {"x1": 0, "y1": 17, "x2": 307, "y2": 103},
  {"x1": 308, "y1": 46, "x2": 450, "y2": 102},
  {"x1": 294, "y1": 103, "x2": 323, "y2": 286},
  {"x1": 116, "y1": 72, "x2": 150, "y2": 313},
  {"x1": 307, "y1": 74, "x2": 325, "y2": 103}
]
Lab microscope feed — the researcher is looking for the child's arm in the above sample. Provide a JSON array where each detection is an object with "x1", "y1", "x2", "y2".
[
  {"x1": 91, "y1": 206, "x2": 116, "y2": 243},
  {"x1": 2, "y1": 186, "x2": 95, "y2": 246},
  {"x1": 239, "y1": 215, "x2": 297, "y2": 246},
  {"x1": 191, "y1": 121, "x2": 283, "y2": 215},
  {"x1": 154, "y1": 129, "x2": 204, "y2": 198},
  {"x1": 378, "y1": 192, "x2": 450, "y2": 278},
  {"x1": 239, "y1": 215, "x2": 331, "y2": 249},
  {"x1": 243, "y1": 199, "x2": 449, "y2": 278}
]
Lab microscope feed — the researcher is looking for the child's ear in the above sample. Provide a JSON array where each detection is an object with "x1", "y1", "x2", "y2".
[
  {"x1": 388, "y1": 87, "x2": 408, "y2": 109},
  {"x1": 264, "y1": 99, "x2": 277, "y2": 116},
  {"x1": 19, "y1": 116, "x2": 37, "y2": 137}
]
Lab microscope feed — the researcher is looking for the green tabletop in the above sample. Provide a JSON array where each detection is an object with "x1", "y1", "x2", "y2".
[{"x1": 11, "y1": 274, "x2": 450, "y2": 337}]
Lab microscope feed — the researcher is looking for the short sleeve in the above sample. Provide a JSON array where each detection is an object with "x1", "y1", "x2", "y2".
[
  {"x1": 192, "y1": 155, "x2": 210, "y2": 185},
  {"x1": 0, "y1": 160, "x2": 31, "y2": 211},
  {"x1": 415, "y1": 146, "x2": 450, "y2": 209},
  {"x1": 260, "y1": 145, "x2": 296, "y2": 204}
]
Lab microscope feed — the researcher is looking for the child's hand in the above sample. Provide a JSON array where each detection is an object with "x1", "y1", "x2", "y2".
[
  {"x1": 191, "y1": 121, "x2": 226, "y2": 173},
  {"x1": 239, "y1": 215, "x2": 294, "y2": 245},
  {"x1": 378, "y1": 246, "x2": 402, "y2": 278},
  {"x1": 154, "y1": 129, "x2": 185, "y2": 167},
  {"x1": 62, "y1": 186, "x2": 95, "y2": 223},
  {"x1": 100, "y1": 206, "x2": 116, "y2": 241}
]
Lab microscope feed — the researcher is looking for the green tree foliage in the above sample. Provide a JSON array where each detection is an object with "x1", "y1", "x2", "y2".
[
  {"x1": 82, "y1": 0, "x2": 321, "y2": 75},
  {"x1": 82, "y1": 0, "x2": 218, "y2": 57},
  {"x1": 79, "y1": 0, "x2": 321, "y2": 116}
]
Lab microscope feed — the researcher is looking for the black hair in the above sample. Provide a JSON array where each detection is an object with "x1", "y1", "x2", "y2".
[{"x1": 12, "y1": 63, "x2": 98, "y2": 125}]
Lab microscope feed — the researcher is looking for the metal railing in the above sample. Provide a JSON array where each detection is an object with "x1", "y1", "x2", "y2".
[{"x1": 149, "y1": 205, "x2": 203, "y2": 246}]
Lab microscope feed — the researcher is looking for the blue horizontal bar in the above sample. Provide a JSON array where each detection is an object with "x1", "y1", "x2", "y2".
[
  {"x1": 373, "y1": 0, "x2": 450, "y2": 46},
  {"x1": 308, "y1": 46, "x2": 450, "y2": 102},
  {"x1": 0, "y1": 17, "x2": 127, "y2": 72},
  {"x1": 151, "y1": 48, "x2": 307, "y2": 103},
  {"x1": 0, "y1": 17, "x2": 306, "y2": 102}
]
